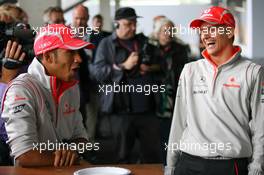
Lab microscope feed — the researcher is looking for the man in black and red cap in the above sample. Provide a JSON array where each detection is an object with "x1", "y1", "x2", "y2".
[
  {"x1": 165, "y1": 6, "x2": 264, "y2": 175},
  {"x1": 92, "y1": 7, "x2": 162, "y2": 163}
]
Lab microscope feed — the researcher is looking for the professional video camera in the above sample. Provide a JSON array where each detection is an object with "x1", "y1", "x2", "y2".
[{"x1": 0, "y1": 21, "x2": 35, "y2": 69}]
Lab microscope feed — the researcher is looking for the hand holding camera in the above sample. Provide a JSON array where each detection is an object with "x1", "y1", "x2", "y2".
[{"x1": 0, "y1": 40, "x2": 25, "y2": 83}]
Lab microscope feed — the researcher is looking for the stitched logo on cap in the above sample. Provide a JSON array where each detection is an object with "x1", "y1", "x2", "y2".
[{"x1": 204, "y1": 9, "x2": 211, "y2": 14}]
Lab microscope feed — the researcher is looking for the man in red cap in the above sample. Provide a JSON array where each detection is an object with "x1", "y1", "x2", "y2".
[
  {"x1": 1, "y1": 24, "x2": 95, "y2": 167},
  {"x1": 165, "y1": 6, "x2": 264, "y2": 175}
]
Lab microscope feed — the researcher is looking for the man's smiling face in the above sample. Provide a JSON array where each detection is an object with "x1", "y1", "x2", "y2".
[{"x1": 200, "y1": 23, "x2": 233, "y2": 57}]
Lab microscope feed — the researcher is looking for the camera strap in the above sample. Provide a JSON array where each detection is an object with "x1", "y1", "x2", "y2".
[{"x1": 2, "y1": 57, "x2": 23, "y2": 69}]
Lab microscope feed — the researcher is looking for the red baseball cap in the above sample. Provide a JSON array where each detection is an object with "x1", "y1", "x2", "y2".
[
  {"x1": 190, "y1": 6, "x2": 235, "y2": 28},
  {"x1": 34, "y1": 24, "x2": 95, "y2": 55}
]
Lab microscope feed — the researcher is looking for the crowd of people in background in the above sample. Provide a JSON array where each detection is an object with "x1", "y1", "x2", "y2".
[{"x1": 0, "y1": 2, "x2": 191, "y2": 166}]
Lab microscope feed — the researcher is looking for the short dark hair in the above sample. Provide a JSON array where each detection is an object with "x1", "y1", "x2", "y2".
[
  {"x1": 36, "y1": 49, "x2": 58, "y2": 62},
  {"x1": 93, "y1": 14, "x2": 103, "y2": 21},
  {"x1": 49, "y1": 6, "x2": 63, "y2": 14}
]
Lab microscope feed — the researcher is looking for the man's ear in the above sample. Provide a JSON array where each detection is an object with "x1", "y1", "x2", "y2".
[{"x1": 42, "y1": 51, "x2": 54, "y2": 64}]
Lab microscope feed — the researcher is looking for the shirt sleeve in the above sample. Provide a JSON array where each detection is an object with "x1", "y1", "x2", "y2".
[
  {"x1": 91, "y1": 38, "x2": 124, "y2": 84},
  {"x1": 248, "y1": 67, "x2": 264, "y2": 175},
  {"x1": 165, "y1": 65, "x2": 188, "y2": 175},
  {"x1": 1, "y1": 84, "x2": 38, "y2": 159}
]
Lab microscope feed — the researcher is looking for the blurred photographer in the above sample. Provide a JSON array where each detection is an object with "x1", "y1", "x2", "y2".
[
  {"x1": 152, "y1": 17, "x2": 190, "y2": 164},
  {"x1": 0, "y1": 3, "x2": 33, "y2": 63},
  {"x1": 0, "y1": 40, "x2": 25, "y2": 165},
  {"x1": 92, "y1": 7, "x2": 162, "y2": 163},
  {"x1": 0, "y1": 3, "x2": 28, "y2": 23},
  {"x1": 42, "y1": 6, "x2": 65, "y2": 25},
  {"x1": 0, "y1": 4, "x2": 32, "y2": 165}
]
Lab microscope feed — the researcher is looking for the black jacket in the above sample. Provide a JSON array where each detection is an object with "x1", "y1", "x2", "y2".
[{"x1": 91, "y1": 32, "x2": 160, "y2": 114}]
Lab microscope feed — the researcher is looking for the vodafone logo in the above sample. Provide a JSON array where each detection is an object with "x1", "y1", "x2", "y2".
[
  {"x1": 223, "y1": 76, "x2": 240, "y2": 88},
  {"x1": 63, "y1": 103, "x2": 76, "y2": 115},
  {"x1": 204, "y1": 9, "x2": 211, "y2": 14},
  {"x1": 201, "y1": 8, "x2": 212, "y2": 17}
]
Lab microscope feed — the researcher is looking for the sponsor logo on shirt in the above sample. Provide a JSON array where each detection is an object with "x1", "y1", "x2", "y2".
[
  {"x1": 12, "y1": 104, "x2": 26, "y2": 114},
  {"x1": 200, "y1": 76, "x2": 206, "y2": 83},
  {"x1": 193, "y1": 90, "x2": 208, "y2": 95},
  {"x1": 14, "y1": 95, "x2": 27, "y2": 102},
  {"x1": 192, "y1": 75, "x2": 208, "y2": 95},
  {"x1": 193, "y1": 75, "x2": 208, "y2": 87},
  {"x1": 63, "y1": 103, "x2": 76, "y2": 115},
  {"x1": 223, "y1": 76, "x2": 240, "y2": 88}
]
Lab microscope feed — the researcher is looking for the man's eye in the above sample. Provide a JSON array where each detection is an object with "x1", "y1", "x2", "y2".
[{"x1": 201, "y1": 30, "x2": 207, "y2": 34}]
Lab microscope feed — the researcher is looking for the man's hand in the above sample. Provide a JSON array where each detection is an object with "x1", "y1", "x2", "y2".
[
  {"x1": 54, "y1": 150, "x2": 79, "y2": 167},
  {"x1": 1, "y1": 40, "x2": 26, "y2": 83},
  {"x1": 140, "y1": 64, "x2": 151, "y2": 75},
  {"x1": 120, "y1": 52, "x2": 139, "y2": 70}
]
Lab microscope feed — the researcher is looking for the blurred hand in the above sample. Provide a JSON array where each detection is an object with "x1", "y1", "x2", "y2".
[
  {"x1": 121, "y1": 52, "x2": 139, "y2": 70},
  {"x1": 139, "y1": 64, "x2": 151, "y2": 75},
  {"x1": 0, "y1": 40, "x2": 25, "y2": 83},
  {"x1": 54, "y1": 149, "x2": 79, "y2": 167}
]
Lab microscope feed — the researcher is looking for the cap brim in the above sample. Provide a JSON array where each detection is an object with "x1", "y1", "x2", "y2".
[
  {"x1": 116, "y1": 15, "x2": 142, "y2": 20},
  {"x1": 128, "y1": 15, "x2": 142, "y2": 20},
  {"x1": 190, "y1": 18, "x2": 218, "y2": 28},
  {"x1": 60, "y1": 38, "x2": 95, "y2": 50}
]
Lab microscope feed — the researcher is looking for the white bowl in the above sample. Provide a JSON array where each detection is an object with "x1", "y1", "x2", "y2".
[{"x1": 74, "y1": 167, "x2": 131, "y2": 175}]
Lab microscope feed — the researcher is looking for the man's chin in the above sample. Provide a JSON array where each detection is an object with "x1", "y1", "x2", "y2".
[
  {"x1": 59, "y1": 76, "x2": 76, "y2": 82},
  {"x1": 206, "y1": 49, "x2": 218, "y2": 56},
  {"x1": 125, "y1": 34, "x2": 136, "y2": 40}
]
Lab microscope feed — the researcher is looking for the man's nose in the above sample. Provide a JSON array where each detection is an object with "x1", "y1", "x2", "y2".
[{"x1": 76, "y1": 19, "x2": 81, "y2": 27}]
